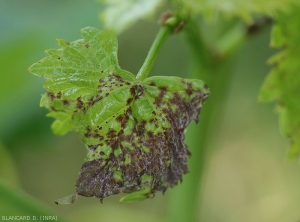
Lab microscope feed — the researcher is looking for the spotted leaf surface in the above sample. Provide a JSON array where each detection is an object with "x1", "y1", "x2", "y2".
[{"x1": 28, "y1": 27, "x2": 209, "y2": 203}]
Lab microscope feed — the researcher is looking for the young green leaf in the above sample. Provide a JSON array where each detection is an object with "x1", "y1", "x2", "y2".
[
  {"x1": 28, "y1": 27, "x2": 209, "y2": 203},
  {"x1": 98, "y1": 0, "x2": 166, "y2": 34},
  {"x1": 29, "y1": 28, "x2": 132, "y2": 135},
  {"x1": 259, "y1": 5, "x2": 300, "y2": 160}
]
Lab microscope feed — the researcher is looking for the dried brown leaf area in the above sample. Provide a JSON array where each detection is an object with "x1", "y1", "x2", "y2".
[{"x1": 76, "y1": 77, "x2": 209, "y2": 202}]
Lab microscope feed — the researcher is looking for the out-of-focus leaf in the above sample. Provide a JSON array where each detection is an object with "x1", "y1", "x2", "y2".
[
  {"x1": 29, "y1": 27, "x2": 209, "y2": 203},
  {"x1": 98, "y1": 0, "x2": 166, "y2": 34},
  {"x1": 98, "y1": 0, "x2": 300, "y2": 34},
  {"x1": 180, "y1": 0, "x2": 299, "y2": 22},
  {"x1": 0, "y1": 178, "x2": 68, "y2": 221},
  {"x1": 258, "y1": 5, "x2": 300, "y2": 160}
]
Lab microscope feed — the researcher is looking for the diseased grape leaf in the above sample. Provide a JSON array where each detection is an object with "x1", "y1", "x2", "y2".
[
  {"x1": 28, "y1": 27, "x2": 209, "y2": 203},
  {"x1": 98, "y1": 0, "x2": 166, "y2": 34},
  {"x1": 258, "y1": 5, "x2": 300, "y2": 160}
]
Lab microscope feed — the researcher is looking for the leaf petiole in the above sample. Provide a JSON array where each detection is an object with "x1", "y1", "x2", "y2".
[{"x1": 136, "y1": 15, "x2": 180, "y2": 80}]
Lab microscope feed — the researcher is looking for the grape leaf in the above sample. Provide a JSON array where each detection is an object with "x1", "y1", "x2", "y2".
[
  {"x1": 28, "y1": 27, "x2": 209, "y2": 203},
  {"x1": 98, "y1": 0, "x2": 166, "y2": 34},
  {"x1": 258, "y1": 5, "x2": 300, "y2": 160}
]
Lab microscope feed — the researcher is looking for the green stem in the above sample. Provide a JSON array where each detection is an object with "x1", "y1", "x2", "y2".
[
  {"x1": 167, "y1": 20, "x2": 213, "y2": 222},
  {"x1": 167, "y1": 20, "x2": 239, "y2": 222},
  {"x1": 136, "y1": 25, "x2": 173, "y2": 80}
]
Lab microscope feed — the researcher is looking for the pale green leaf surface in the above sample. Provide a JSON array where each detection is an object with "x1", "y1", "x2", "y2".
[
  {"x1": 29, "y1": 27, "x2": 209, "y2": 203},
  {"x1": 98, "y1": 0, "x2": 166, "y2": 34},
  {"x1": 29, "y1": 27, "x2": 134, "y2": 135},
  {"x1": 259, "y1": 5, "x2": 300, "y2": 159}
]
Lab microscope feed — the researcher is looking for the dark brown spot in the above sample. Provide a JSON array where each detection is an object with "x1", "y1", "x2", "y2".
[
  {"x1": 116, "y1": 114, "x2": 129, "y2": 128},
  {"x1": 50, "y1": 106, "x2": 59, "y2": 112},
  {"x1": 185, "y1": 88, "x2": 193, "y2": 95},
  {"x1": 56, "y1": 91, "x2": 62, "y2": 99},
  {"x1": 117, "y1": 129, "x2": 125, "y2": 140},
  {"x1": 149, "y1": 118, "x2": 156, "y2": 124},
  {"x1": 85, "y1": 43, "x2": 90, "y2": 48},
  {"x1": 127, "y1": 97, "x2": 133, "y2": 105},
  {"x1": 93, "y1": 134, "x2": 104, "y2": 140},
  {"x1": 85, "y1": 126, "x2": 92, "y2": 132},
  {"x1": 47, "y1": 92, "x2": 55, "y2": 100},
  {"x1": 155, "y1": 89, "x2": 166, "y2": 107},
  {"x1": 126, "y1": 107, "x2": 132, "y2": 115},
  {"x1": 76, "y1": 97, "x2": 84, "y2": 109},
  {"x1": 111, "y1": 138, "x2": 119, "y2": 150},
  {"x1": 149, "y1": 82, "x2": 156, "y2": 87},
  {"x1": 90, "y1": 96, "x2": 103, "y2": 106},
  {"x1": 159, "y1": 86, "x2": 167, "y2": 91},
  {"x1": 129, "y1": 87, "x2": 135, "y2": 96},
  {"x1": 84, "y1": 132, "x2": 92, "y2": 138},
  {"x1": 62, "y1": 100, "x2": 70, "y2": 106},
  {"x1": 107, "y1": 129, "x2": 116, "y2": 139}
]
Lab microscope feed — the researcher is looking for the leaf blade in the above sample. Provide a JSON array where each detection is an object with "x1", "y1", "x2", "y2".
[
  {"x1": 29, "y1": 27, "x2": 210, "y2": 203},
  {"x1": 259, "y1": 5, "x2": 300, "y2": 160}
]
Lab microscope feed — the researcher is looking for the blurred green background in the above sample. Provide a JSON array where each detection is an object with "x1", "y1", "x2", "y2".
[{"x1": 1, "y1": 1, "x2": 300, "y2": 222}]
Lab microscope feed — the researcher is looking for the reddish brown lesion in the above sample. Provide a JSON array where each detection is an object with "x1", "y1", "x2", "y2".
[
  {"x1": 62, "y1": 100, "x2": 70, "y2": 106},
  {"x1": 154, "y1": 88, "x2": 166, "y2": 107},
  {"x1": 76, "y1": 97, "x2": 84, "y2": 109}
]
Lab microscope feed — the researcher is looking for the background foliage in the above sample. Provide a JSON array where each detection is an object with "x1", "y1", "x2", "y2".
[{"x1": 1, "y1": 0, "x2": 300, "y2": 222}]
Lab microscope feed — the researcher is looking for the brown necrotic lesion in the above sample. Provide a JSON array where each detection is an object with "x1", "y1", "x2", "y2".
[{"x1": 75, "y1": 79, "x2": 209, "y2": 202}]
